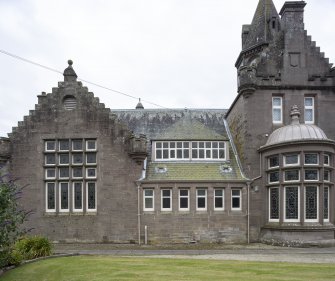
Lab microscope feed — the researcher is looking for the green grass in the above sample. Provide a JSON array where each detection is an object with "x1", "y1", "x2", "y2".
[{"x1": 1, "y1": 256, "x2": 335, "y2": 281}]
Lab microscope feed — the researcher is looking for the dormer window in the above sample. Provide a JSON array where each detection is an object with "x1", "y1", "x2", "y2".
[{"x1": 154, "y1": 141, "x2": 227, "y2": 161}]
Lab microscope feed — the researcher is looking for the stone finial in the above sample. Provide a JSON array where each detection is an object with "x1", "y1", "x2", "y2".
[
  {"x1": 290, "y1": 105, "x2": 300, "y2": 125},
  {"x1": 135, "y1": 98, "x2": 144, "y2": 109},
  {"x1": 63, "y1": 60, "x2": 78, "y2": 82}
]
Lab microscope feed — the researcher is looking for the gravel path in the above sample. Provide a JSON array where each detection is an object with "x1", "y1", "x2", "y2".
[{"x1": 54, "y1": 243, "x2": 335, "y2": 264}]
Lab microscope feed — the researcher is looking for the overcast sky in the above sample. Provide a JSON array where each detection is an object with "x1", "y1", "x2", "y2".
[{"x1": 0, "y1": 0, "x2": 334, "y2": 137}]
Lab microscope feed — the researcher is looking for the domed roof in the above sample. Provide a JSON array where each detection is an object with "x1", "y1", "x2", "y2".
[{"x1": 264, "y1": 105, "x2": 330, "y2": 147}]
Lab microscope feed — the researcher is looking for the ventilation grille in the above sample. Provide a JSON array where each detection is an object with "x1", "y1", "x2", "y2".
[{"x1": 63, "y1": 96, "x2": 77, "y2": 110}]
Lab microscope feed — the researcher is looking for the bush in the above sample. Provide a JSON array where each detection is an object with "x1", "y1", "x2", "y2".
[
  {"x1": 14, "y1": 236, "x2": 53, "y2": 260},
  {"x1": 0, "y1": 248, "x2": 23, "y2": 268}
]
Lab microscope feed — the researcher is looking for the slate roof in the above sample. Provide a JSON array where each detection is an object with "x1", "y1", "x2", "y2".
[
  {"x1": 145, "y1": 148, "x2": 244, "y2": 182},
  {"x1": 243, "y1": 0, "x2": 279, "y2": 50}
]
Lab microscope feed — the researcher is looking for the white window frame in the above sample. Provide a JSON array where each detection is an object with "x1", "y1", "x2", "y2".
[
  {"x1": 86, "y1": 182, "x2": 97, "y2": 212},
  {"x1": 45, "y1": 182, "x2": 56, "y2": 212},
  {"x1": 72, "y1": 182, "x2": 83, "y2": 212},
  {"x1": 86, "y1": 167, "x2": 97, "y2": 179},
  {"x1": 86, "y1": 139, "x2": 97, "y2": 151},
  {"x1": 179, "y1": 189, "x2": 189, "y2": 211},
  {"x1": 324, "y1": 154, "x2": 330, "y2": 166},
  {"x1": 304, "y1": 97, "x2": 314, "y2": 124},
  {"x1": 45, "y1": 168, "x2": 56, "y2": 180},
  {"x1": 231, "y1": 189, "x2": 242, "y2": 211},
  {"x1": 72, "y1": 153, "x2": 84, "y2": 165},
  {"x1": 143, "y1": 189, "x2": 154, "y2": 211},
  {"x1": 58, "y1": 153, "x2": 70, "y2": 166},
  {"x1": 284, "y1": 186, "x2": 300, "y2": 222},
  {"x1": 45, "y1": 154, "x2": 56, "y2": 166},
  {"x1": 284, "y1": 154, "x2": 300, "y2": 166},
  {"x1": 196, "y1": 189, "x2": 207, "y2": 211},
  {"x1": 284, "y1": 169, "x2": 300, "y2": 182},
  {"x1": 268, "y1": 187, "x2": 280, "y2": 222},
  {"x1": 214, "y1": 188, "x2": 224, "y2": 211},
  {"x1": 58, "y1": 167, "x2": 70, "y2": 179},
  {"x1": 161, "y1": 189, "x2": 172, "y2": 211},
  {"x1": 304, "y1": 185, "x2": 319, "y2": 222},
  {"x1": 59, "y1": 182, "x2": 69, "y2": 212},
  {"x1": 272, "y1": 97, "x2": 283, "y2": 124},
  {"x1": 304, "y1": 153, "x2": 318, "y2": 165},
  {"x1": 45, "y1": 140, "x2": 56, "y2": 152}
]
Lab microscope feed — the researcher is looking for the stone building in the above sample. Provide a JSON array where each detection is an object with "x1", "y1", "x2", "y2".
[{"x1": 0, "y1": 0, "x2": 334, "y2": 245}]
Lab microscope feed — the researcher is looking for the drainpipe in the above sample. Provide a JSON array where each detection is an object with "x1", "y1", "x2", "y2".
[{"x1": 136, "y1": 157, "x2": 147, "y2": 245}]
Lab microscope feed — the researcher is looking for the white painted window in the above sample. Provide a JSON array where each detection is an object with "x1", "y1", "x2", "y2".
[
  {"x1": 72, "y1": 167, "x2": 83, "y2": 179},
  {"x1": 86, "y1": 153, "x2": 97, "y2": 165},
  {"x1": 284, "y1": 170, "x2": 300, "y2": 182},
  {"x1": 45, "y1": 140, "x2": 56, "y2": 152},
  {"x1": 86, "y1": 140, "x2": 97, "y2": 151},
  {"x1": 73, "y1": 182, "x2": 83, "y2": 212},
  {"x1": 268, "y1": 171, "x2": 279, "y2": 184},
  {"x1": 324, "y1": 170, "x2": 330, "y2": 182},
  {"x1": 284, "y1": 186, "x2": 300, "y2": 222},
  {"x1": 324, "y1": 154, "x2": 330, "y2": 166},
  {"x1": 143, "y1": 189, "x2": 154, "y2": 211},
  {"x1": 59, "y1": 139, "x2": 70, "y2": 151},
  {"x1": 272, "y1": 97, "x2": 282, "y2": 124},
  {"x1": 324, "y1": 186, "x2": 329, "y2": 222},
  {"x1": 304, "y1": 186, "x2": 318, "y2": 222},
  {"x1": 46, "y1": 182, "x2": 56, "y2": 212},
  {"x1": 86, "y1": 182, "x2": 97, "y2": 212},
  {"x1": 161, "y1": 189, "x2": 172, "y2": 211},
  {"x1": 196, "y1": 189, "x2": 207, "y2": 211},
  {"x1": 284, "y1": 154, "x2": 300, "y2": 166},
  {"x1": 179, "y1": 189, "x2": 189, "y2": 211},
  {"x1": 304, "y1": 97, "x2": 314, "y2": 124},
  {"x1": 86, "y1": 167, "x2": 97, "y2": 179},
  {"x1": 59, "y1": 154, "x2": 70, "y2": 165},
  {"x1": 154, "y1": 141, "x2": 226, "y2": 161},
  {"x1": 231, "y1": 189, "x2": 241, "y2": 211},
  {"x1": 268, "y1": 155, "x2": 279, "y2": 169},
  {"x1": 59, "y1": 182, "x2": 69, "y2": 212},
  {"x1": 214, "y1": 189, "x2": 224, "y2": 211},
  {"x1": 72, "y1": 139, "x2": 83, "y2": 151}
]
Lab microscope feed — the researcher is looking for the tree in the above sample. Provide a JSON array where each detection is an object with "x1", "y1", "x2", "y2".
[{"x1": 0, "y1": 173, "x2": 28, "y2": 250}]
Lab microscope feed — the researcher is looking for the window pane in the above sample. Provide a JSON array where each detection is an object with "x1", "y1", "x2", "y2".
[
  {"x1": 285, "y1": 187, "x2": 298, "y2": 220},
  {"x1": 232, "y1": 197, "x2": 240, "y2": 208},
  {"x1": 198, "y1": 198, "x2": 206, "y2": 208},
  {"x1": 273, "y1": 109, "x2": 281, "y2": 121},
  {"x1": 87, "y1": 183, "x2": 96, "y2": 210},
  {"x1": 47, "y1": 183, "x2": 55, "y2": 210},
  {"x1": 269, "y1": 171, "x2": 279, "y2": 183},
  {"x1": 232, "y1": 190, "x2": 240, "y2": 196},
  {"x1": 305, "y1": 169, "x2": 318, "y2": 181},
  {"x1": 269, "y1": 188, "x2": 279, "y2": 220},
  {"x1": 156, "y1": 150, "x2": 162, "y2": 159},
  {"x1": 145, "y1": 198, "x2": 153, "y2": 209},
  {"x1": 285, "y1": 154, "x2": 298, "y2": 165},
  {"x1": 215, "y1": 197, "x2": 223, "y2": 208},
  {"x1": 45, "y1": 154, "x2": 56, "y2": 165},
  {"x1": 305, "y1": 186, "x2": 318, "y2": 220},
  {"x1": 324, "y1": 187, "x2": 329, "y2": 220},
  {"x1": 74, "y1": 182, "x2": 83, "y2": 210},
  {"x1": 269, "y1": 155, "x2": 279, "y2": 168},
  {"x1": 60, "y1": 183, "x2": 69, "y2": 210},
  {"x1": 87, "y1": 168, "x2": 96, "y2": 178},
  {"x1": 305, "y1": 154, "x2": 318, "y2": 164},
  {"x1": 86, "y1": 153, "x2": 97, "y2": 164},
  {"x1": 162, "y1": 198, "x2": 170, "y2": 209},
  {"x1": 285, "y1": 170, "x2": 299, "y2": 181},
  {"x1": 72, "y1": 140, "x2": 83, "y2": 150},
  {"x1": 46, "y1": 141, "x2": 56, "y2": 151},
  {"x1": 73, "y1": 167, "x2": 83, "y2": 178},
  {"x1": 273, "y1": 97, "x2": 281, "y2": 106},
  {"x1": 162, "y1": 190, "x2": 170, "y2": 197},
  {"x1": 305, "y1": 97, "x2": 313, "y2": 106},
  {"x1": 59, "y1": 167, "x2": 69, "y2": 178},
  {"x1": 180, "y1": 190, "x2": 188, "y2": 196},
  {"x1": 305, "y1": 109, "x2": 313, "y2": 122},
  {"x1": 59, "y1": 140, "x2": 70, "y2": 151},
  {"x1": 86, "y1": 140, "x2": 96, "y2": 150},
  {"x1": 163, "y1": 150, "x2": 169, "y2": 159},
  {"x1": 170, "y1": 142, "x2": 175, "y2": 148},
  {"x1": 180, "y1": 198, "x2": 188, "y2": 208},
  {"x1": 156, "y1": 142, "x2": 162, "y2": 149},
  {"x1": 46, "y1": 169, "x2": 56, "y2": 179},
  {"x1": 72, "y1": 153, "x2": 83, "y2": 164},
  {"x1": 59, "y1": 154, "x2": 69, "y2": 165}
]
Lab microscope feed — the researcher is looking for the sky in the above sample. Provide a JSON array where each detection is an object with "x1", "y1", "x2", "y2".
[{"x1": 0, "y1": 0, "x2": 334, "y2": 137}]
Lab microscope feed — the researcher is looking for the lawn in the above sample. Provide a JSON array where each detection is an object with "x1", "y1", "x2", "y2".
[{"x1": 1, "y1": 256, "x2": 335, "y2": 281}]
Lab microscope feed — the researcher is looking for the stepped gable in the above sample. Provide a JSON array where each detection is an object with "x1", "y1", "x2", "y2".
[{"x1": 8, "y1": 61, "x2": 130, "y2": 142}]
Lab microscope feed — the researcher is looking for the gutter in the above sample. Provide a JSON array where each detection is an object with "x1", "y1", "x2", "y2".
[{"x1": 136, "y1": 157, "x2": 147, "y2": 245}]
